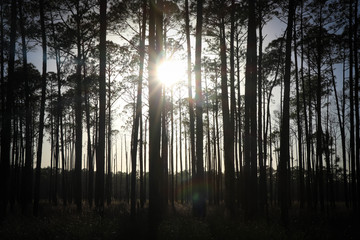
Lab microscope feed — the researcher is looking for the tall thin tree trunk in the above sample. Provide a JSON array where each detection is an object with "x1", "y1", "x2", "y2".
[
  {"x1": 179, "y1": 86, "x2": 184, "y2": 204},
  {"x1": 279, "y1": 0, "x2": 294, "y2": 225},
  {"x1": 139, "y1": 0, "x2": 147, "y2": 209},
  {"x1": 316, "y1": 4, "x2": 325, "y2": 212},
  {"x1": 258, "y1": 0, "x2": 266, "y2": 214},
  {"x1": 353, "y1": 0, "x2": 360, "y2": 209},
  {"x1": 34, "y1": 0, "x2": 47, "y2": 216},
  {"x1": 348, "y1": 0, "x2": 357, "y2": 211},
  {"x1": 0, "y1": 0, "x2": 16, "y2": 219},
  {"x1": 96, "y1": 0, "x2": 107, "y2": 214},
  {"x1": 300, "y1": 0, "x2": 312, "y2": 209},
  {"x1": 184, "y1": 0, "x2": 196, "y2": 207},
  {"x1": 19, "y1": 0, "x2": 32, "y2": 214},
  {"x1": 236, "y1": 29, "x2": 243, "y2": 208},
  {"x1": 220, "y1": 15, "x2": 235, "y2": 216},
  {"x1": 193, "y1": 0, "x2": 205, "y2": 217},
  {"x1": 171, "y1": 88, "x2": 175, "y2": 210},
  {"x1": 85, "y1": 77, "x2": 93, "y2": 208},
  {"x1": 149, "y1": 0, "x2": 163, "y2": 236},
  {"x1": 293, "y1": 18, "x2": 304, "y2": 208},
  {"x1": 143, "y1": 118, "x2": 147, "y2": 204},
  {"x1": 0, "y1": 0, "x2": 4, "y2": 114},
  {"x1": 230, "y1": 0, "x2": 238, "y2": 210},
  {"x1": 107, "y1": 75, "x2": 112, "y2": 206},
  {"x1": 161, "y1": 88, "x2": 168, "y2": 209},
  {"x1": 215, "y1": 71, "x2": 222, "y2": 203},
  {"x1": 74, "y1": 1, "x2": 83, "y2": 212},
  {"x1": 205, "y1": 77, "x2": 212, "y2": 205},
  {"x1": 244, "y1": 0, "x2": 257, "y2": 219}
]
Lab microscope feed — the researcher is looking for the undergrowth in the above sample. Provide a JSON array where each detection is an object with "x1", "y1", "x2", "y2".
[{"x1": 0, "y1": 201, "x2": 359, "y2": 240}]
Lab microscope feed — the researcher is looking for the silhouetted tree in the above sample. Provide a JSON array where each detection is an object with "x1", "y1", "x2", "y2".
[
  {"x1": 96, "y1": 0, "x2": 107, "y2": 214},
  {"x1": 193, "y1": 0, "x2": 206, "y2": 218},
  {"x1": 279, "y1": 0, "x2": 295, "y2": 226},
  {"x1": 244, "y1": 0, "x2": 258, "y2": 219},
  {"x1": 34, "y1": 0, "x2": 47, "y2": 216},
  {"x1": 148, "y1": 0, "x2": 163, "y2": 237}
]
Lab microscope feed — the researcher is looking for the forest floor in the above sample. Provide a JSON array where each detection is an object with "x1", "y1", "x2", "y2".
[{"x1": 0, "y1": 201, "x2": 359, "y2": 240}]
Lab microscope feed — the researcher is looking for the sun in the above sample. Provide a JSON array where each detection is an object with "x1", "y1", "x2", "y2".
[{"x1": 157, "y1": 59, "x2": 184, "y2": 87}]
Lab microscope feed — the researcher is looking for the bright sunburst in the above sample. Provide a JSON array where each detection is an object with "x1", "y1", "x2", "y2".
[{"x1": 157, "y1": 59, "x2": 184, "y2": 87}]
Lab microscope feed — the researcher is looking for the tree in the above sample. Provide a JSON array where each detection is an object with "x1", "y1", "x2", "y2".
[
  {"x1": 293, "y1": 14, "x2": 305, "y2": 209},
  {"x1": 244, "y1": 0, "x2": 258, "y2": 219},
  {"x1": 131, "y1": 0, "x2": 146, "y2": 217},
  {"x1": 19, "y1": 0, "x2": 33, "y2": 215},
  {"x1": 184, "y1": 0, "x2": 196, "y2": 210},
  {"x1": 0, "y1": 0, "x2": 16, "y2": 219},
  {"x1": 219, "y1": 0, "x2": 235, "y2": 217},
  {"x1": 279, "y1": 0, "x2": 295, "y2": 225},
  {"x1": 96, "y1": 0, "x2": 107, "y2": 214},
  {"x1": 34, "y1": 0, "x2": 47, "y2": 216},
  {"x1": 148, "y1": 0, "x2": 163, "y2": 236},
  {"x1": 193, "y1": 0, "x2": 206, "y2": 217}
]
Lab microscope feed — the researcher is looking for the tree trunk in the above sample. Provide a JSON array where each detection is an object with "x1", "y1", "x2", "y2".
[
  {"x1": 74, "y1": 1, "x2": 83, "y2": 212},
  {"x1": 184, "y1": 0, "x2": 196, "y2": 207},
  {"x1": 0, "y1": 0, "x2": 16, "y2": 218},
  {"x1": 179, "y1": 87, "x2": 184, "y2": 204},
  {"x1": 161, "y1": 87, "x2": 168, "y2": 209},
  {"x1": 107, "y1": 74, "x2": 112, "y2": 206},
  {"x1": 19, "y1": 0, "x2": 32, "y2": 215},
  {"x1": 220, "y1": 16, "x2": 235, "y2": 216},
  {"x1": 96, "y1": 0, "x2": 107, "y2": 214},
  {"x1": 193, "y1": 0, "x2": 205, "y2": 217},
  {"x1": 139, "y1": 0, "x2": 146, "y2": 209},
  {"x1": 258, "y1": 0, "x2": 267, "y2": 214},
  {"x1": 171, "y1": 88, "x2": 175, "y2": 210},
  {"x1": 316, "y1": 4, "x2": 325, "y2": 212},
  {"x1": 279, "y1": 0, "x2": 294, "y2": 226},
  {"x1": 149, "y1": 0, "x2": 163, "y2": 236},
  {"x1": 299, "y1": 0, "x2": 312, "y2": 209},
  {"x1": 244, "y1": 0, "x2": 257, "y2": 219},
  {"x1": 348, "y1": 0, "x2": 357, "y2": 211},
  {"x1": 85, "y1": 76, "x2": 93, "y2": 208},
  {"x1": 293, "y1": 18, "x2": 304, "y2": 209},
  {"x1": 236, "y1": 29, "x2": 243, "y2": 208},
  {"x1": 215, "y1": 70, "x2": 222, "y2": 204},
  {"x1": 33, "y1": 0, "x2": 47, "y2": 216},
  {"x1": 205, "y1": 77, "x2": 212, "y2": 205},
  {"x1": 353, "y1": 0, "x2": 360, "y2": 210},
  {"x1": 0, "y1": 0, "x2": 4, "y2": 117}
]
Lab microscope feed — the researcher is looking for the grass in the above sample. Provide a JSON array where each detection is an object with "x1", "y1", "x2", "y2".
[{"x1": 0, "y1": 201, "x2": 359, "y2": 239}]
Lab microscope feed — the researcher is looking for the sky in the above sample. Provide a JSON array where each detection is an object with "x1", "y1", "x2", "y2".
[{"x1": 24, "y1": 7, "x2": 345, "y2": 173}]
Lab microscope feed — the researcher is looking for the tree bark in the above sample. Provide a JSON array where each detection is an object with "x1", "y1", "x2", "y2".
[
  {"x1": 96, "y1": 0, "x2": 107, "y2": 214},
  {"x1": 34, "y1": 0, "x2": 47, "y2": 216},
  {"x1": 0, "y1": 0, "x2": 16, "y2": 218},
  {"x1": 293, "y1": 18, "x2": 305, "y2": 209},
  {"x1": 348, "y1": 0, "x2": 357, "y2": 211},
  {"x1": 316, "y1": 4, "x2": 325, "y2": 212},
  {"x1": 106, "y1": 75, "x2": 112, "y2": 206},
  {"x1": 184, "y1": 0, "x2": 196, "y2": 206},
  {"x1": 139, "y1": 0, "x2": 147, "y2": 209},
  {"x1": 74, "y1": 1, "x2": 83, "y2": 212},
  {"x1": 19, "y1": 0, "x2": 32, "y2": 215},
  {"x1": 244, "y1": 0, "x2": 257, "y2": 219},
  {"x1": 220, "y1": 15, "x2": 235, "y2": 216},
  {"x1": 353, "y1": 0, "x2": 360, "y2": 209},
  {"x1": 193, "y1": 0, "x2": 205, "y2": 217},
  {"x1": 149, "y1": 0, "x2": 163, "y2": 236},
  {"x1": 279, "y1": 0, "x2": 294, "y2": 225}
]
